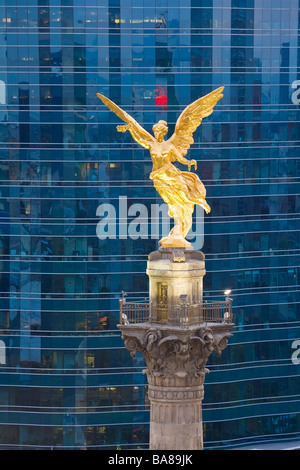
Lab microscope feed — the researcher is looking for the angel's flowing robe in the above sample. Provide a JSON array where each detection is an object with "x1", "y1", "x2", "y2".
[{"x1": 150, "y1": 162, "x2": 210, "y2": 232}]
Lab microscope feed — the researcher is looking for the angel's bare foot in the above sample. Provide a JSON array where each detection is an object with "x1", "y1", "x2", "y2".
[
  {"x1": 159, "y1": 228, "x2": 191, "y2": 247},
  {"x1": 159, "y1": 234, "x2": 191, "y2": 247}
]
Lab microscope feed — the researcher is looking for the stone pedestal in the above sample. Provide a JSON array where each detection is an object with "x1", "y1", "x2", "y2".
[
  {"x1": 118, "y1": 247, "x2": 234, "y2": 450},
  {"x1": 147, "y1": 248, "x2": 206, "y2": 325}
]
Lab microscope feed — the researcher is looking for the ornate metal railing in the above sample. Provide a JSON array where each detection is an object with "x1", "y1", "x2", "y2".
[
  {"x1": 120, "y1": 298, "x2": 150, "y2": 325},
  {"x1": 119, "y1": 298, "x2": 233, "y2": 328}
]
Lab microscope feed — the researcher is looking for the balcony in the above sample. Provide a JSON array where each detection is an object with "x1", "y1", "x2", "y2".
[{"x1": 119, "y1": 298, "x2": 233, "y2": 329}]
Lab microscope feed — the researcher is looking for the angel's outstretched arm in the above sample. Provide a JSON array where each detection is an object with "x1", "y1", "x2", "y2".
[
  {"x1": 97, "y1": 93, "x2": 155, "y2": 149},
  {"x1": 118, "y1": 124, "x2": 151, "y2": 149}
]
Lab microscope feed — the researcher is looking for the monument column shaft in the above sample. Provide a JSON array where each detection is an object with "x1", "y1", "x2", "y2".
[{"x1": 149, "y1": 385, "x2": 204, "y2": 450}]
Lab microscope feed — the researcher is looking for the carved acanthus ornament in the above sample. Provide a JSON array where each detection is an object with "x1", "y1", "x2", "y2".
[{"x1": 121, "y1": 326, "x2": 232, "y2": 388}]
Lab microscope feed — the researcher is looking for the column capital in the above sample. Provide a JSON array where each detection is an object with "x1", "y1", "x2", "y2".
[{"x1": 120, "y1": 323, "x2": 233, "y2": 388}]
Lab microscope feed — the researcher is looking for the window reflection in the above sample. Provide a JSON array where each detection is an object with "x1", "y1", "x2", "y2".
[{"x1": 0, "y1": 0, "x2": 299, "y2": 451}]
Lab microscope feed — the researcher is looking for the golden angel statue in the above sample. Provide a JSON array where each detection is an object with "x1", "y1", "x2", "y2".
[{"x1": 97, "y1": 87, "x2": 224, "y2": 248}]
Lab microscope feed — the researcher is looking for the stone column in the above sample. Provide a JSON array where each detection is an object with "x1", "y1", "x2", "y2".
[
  {"x1": 119, "y1": 322, "x2": 233, "y2": 450},
  {"x1": 118, "y1": 247, "x2": 234, "y2": 450}
]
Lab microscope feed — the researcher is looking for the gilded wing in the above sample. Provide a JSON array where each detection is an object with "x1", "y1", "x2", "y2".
[
  {"x1": 97, "y1": 93, "x2": 155, "y2": 143},
  {"x1": 168, "y1": 86, "x2": 224, "y2": 156}
]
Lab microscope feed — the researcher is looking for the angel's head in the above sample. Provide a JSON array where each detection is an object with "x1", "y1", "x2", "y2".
[{"x1": 153, "y1": 120, "x2": 168, "y2": 142}]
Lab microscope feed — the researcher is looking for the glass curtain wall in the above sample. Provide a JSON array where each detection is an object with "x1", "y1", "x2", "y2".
[
  {"x1": 0, "y1": 0, "x2": 299, "y2": 449},
  {"x1": 199, "y1": 0, "x2": 300, "y2": 448}
]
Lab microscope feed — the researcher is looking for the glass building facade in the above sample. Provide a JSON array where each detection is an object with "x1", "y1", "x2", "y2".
[{"x1": 0, "y1": 0, "x2": 299, "y2": 449}]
